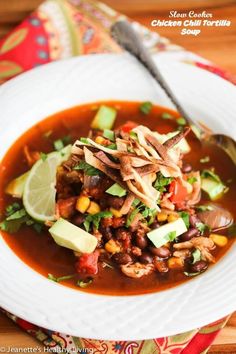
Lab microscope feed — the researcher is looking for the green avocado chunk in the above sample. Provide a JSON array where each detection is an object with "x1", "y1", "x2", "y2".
[
  {"x1": 49, "y1": 218, "x2": 98, "y2": 253},
  {"x1": 5, "y1": 171, "x2": 30, "y2": 198},
  {"x1": 201, "y1": 178, "x2": 226, "y2": 200},
  {"x1": 91, "y1": 105, "x2": 117, "y2": 130}
]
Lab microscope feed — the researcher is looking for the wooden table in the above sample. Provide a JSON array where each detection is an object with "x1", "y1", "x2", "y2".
[{"x1": 0, "y1": 0, "x2": 235, "y2": 352}]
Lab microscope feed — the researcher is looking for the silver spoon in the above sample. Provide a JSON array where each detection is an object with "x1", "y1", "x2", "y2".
[{"x1": 111, "y1": 21, "x2": 236, "y2": 165}]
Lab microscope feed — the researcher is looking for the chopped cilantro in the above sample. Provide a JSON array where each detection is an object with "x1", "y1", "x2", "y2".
[
  {"x1": 106, "y1": 183, "x2": 127, "y2": 197},
  {"x1": 0, "y1": 205, "x2": 43, "y2": 234},
  {"x1": 176, "y1": 117, "x2": 186, "y2": 126},
  {"x1": 80, "y1": 137, "x2": 89, "y2": 144},
  {"x1": 191, "y1": 249, "x2": 201, "y2": 264},
  {"x1": 103, "y1": 129, "x2": 115, "y2": 141},
  {"x1": 77, "y1": 277, "x2": 93, "y2": 288},
  {"x1": 161, "y1": 112, "x2": 173, "y2": 120},
  {"x1": 6, "y1": 202, "x2": 21, "y2": 217},
  {"x1": 200, "y1": 156, "x2": 210, "y2": 163},
  {"x1": 187, "y1": 176, "x2": 197, "y2": 185},
  {"x1": 126, "y1": 208, "x2": 140, "y2": 227},
  {"x1": 130, "y1": 131, "x2": 138, "y2": 140},
  {"x1": 196, "y1": 222, "x2": 208, "y2": 235},
  {"x1": 84, "y1": 211, "x2": 112, "y2": 232},
  {"x1": 54, "y1": 139, "x2": 64, "y2": 151},
  {"x1": 40, "y1": 152, "x2": 48, "y2": 161},
  {"x1": 178, "y1": 211, "x2": 190, "y2": 229},
  {"x1": 74, "y1": 161, "x2": 101, "y2": 176},
  {"x1": 107, "y1": 143, "x2": 117, "y2": 150},
  {"x1": 139, "y1": 101, "x2": 153, "y2": 115},
  {"x1": 141, "y1": 207, "x2": 157, "y2": 225},
  {"x1": 53, "y1": 135, "x2": 72, "y2": 151},
  {"x1": 132, "y1": 198, "x2": 140, "y2": 207},
  {"x1": 201, "y1": 169, "x2": 221, "y2": 183},
  {"x1": 154, "y1": 173, "x2": 173, "y2": 193},
  {"x1": 48, "y1": 274, "x2": 75, "y2": 283}
]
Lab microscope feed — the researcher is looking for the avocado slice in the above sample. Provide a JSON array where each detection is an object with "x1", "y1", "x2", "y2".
[
  {"x1": 5, "y1": 171, "x2": 30, "y2": 198},
  {"x1": 147, "y1": 218, "x2": 187, "y2": 248},
  {"x1": 91, "y1": 105, "x2": 117, "y2": 130},
  {"x1": 49, "y1": 218, "x2": 98, "y2": 253},
  {"x1": 201, "y1": 178, "x2": 226, "y2": 200}
]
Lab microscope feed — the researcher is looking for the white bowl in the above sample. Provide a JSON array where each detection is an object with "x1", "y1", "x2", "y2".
[{"x1": 0, "y1": 53, "x2": 236, "y2": 340}]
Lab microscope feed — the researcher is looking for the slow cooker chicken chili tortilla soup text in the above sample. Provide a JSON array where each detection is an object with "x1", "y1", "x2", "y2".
[{"x1": 0, "y1": 101, "x2": 235, "y2": 295}]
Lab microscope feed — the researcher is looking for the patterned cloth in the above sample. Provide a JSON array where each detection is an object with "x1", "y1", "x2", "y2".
[{"x1": 0, "y1": 0, "x2": 234, "y2": 352}]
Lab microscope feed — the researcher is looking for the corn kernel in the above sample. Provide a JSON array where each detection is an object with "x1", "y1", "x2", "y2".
[
  {"x1": 210, "y1": 234, "x2": 228, "y2": 247},
  {"x1": 157, "y1": 212, "x2": 168, "y2": 222},
  {"x1": 110, "y1": 207, "x2": 123, "y2": 218},
  {"x1": 167, "y1": 214, "x2": 179, "y2": 223},
  {"x1": 168, "y1": 257, "x2": 184, "y2": 269},
  {"x1": 76, "y1": 196, "x2": 90, "y2": 213},
  {"x1": 105, "y1": 239, "x2": 121, "y2": 254},
  {"x1": 87, "y1": 201, "x2": 101, "y2": 215},
  {"x1": 95, "y1": 136, "x2": 106, "y2": 145}
]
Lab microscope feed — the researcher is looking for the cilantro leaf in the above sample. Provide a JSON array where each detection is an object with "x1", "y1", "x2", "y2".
[
  {"x1": 178, "y1": 211, "x2": 190, "y2": 229},
  {"x1": 154, "y1": 173, "x2": 173, "y2": 193},
  {"x1": 191, "y1": 249, "x2": 201, "y2": 264},
  {"x1": 201, "y1": 169, "x2": 221, "y2": 183},
  {"x1": 84, "y1": 211, "x2": 112, "y2": 232},
  {"x1": 187, "y1": 177, "x2": 197, "y2": 185},
  {"x1": 106, "y1": 183, "x2": 127, "y2": 197},
  {"x1": 40, "y1": 152, "x2": 48, "y2": 161},
  {"x1": 77, "y1": 277, "x2": 93, "y2": 288},
  {"x1": 139, "y1": 101, "x2": 153, "y2": 115},
  {"x1": 196, "y1": 222, "x2": 208, "y2": 235},
  {"x1": 126, "y1": 208, "x2": 140, "y2": 227},
  {"x1": 161, "y1": 112, "x2": 173, "y2": 120},
  {"x1": 48, "y1": 274, "x2": 75, "y2": 283},
  {"x1": 103, "y1": 129, "x2": 115, "y2": 141},
  {"x1": 74, "y1": 161, "x2": 102, "y2": 176}
]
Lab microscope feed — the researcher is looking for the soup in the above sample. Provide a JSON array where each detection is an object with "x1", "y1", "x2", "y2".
[{"x1": 0, "y1": 101, "x2": 235, "y2": 295}]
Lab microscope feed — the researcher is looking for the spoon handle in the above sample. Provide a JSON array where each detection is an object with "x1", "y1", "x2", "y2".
[{"x1": 111, "y1": 21, "x2": 203, "y2": 135}]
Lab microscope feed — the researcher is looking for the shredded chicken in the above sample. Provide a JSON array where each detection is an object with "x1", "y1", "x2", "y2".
[
  {"x1": 173, "y1": 250, "x2": 191, "y2": 260},
  {"x1": 121, "y1": 262, "x2": 154, "y2": 278},
  {"x1": 173, "y1": 237, "x2": 215, "y2": 262}
]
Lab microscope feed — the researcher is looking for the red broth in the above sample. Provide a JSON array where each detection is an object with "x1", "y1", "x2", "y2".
[{"x1": 0, "y1": 101, "x2": 235, "y2": 295}]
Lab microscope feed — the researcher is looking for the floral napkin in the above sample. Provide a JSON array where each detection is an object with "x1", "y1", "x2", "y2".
[{"x1": 0, "y1": 0, "x2": 234, "y2": 352}]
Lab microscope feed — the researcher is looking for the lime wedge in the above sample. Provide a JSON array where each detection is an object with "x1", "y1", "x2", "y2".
[{"x1": 23, "y1": 145, "x2": 71, "y2": 222}]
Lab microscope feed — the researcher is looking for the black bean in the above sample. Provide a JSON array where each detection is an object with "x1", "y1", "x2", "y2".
[
  {"x1": 149, "y1": 246, "x2": 170, "y2": 258},
  {"x1": 107, "y1": 196, "x2": 125, "y2": 209},
  {"x1": 150, "y1": 222, "x2": 160, "y2": 230},
  {"x1": 72, "y1": 214, "x2": 85, "y2": 226},
  {"x1": 100, "y1": 226, "x2": 113, "y2": 241},
  {"x1": 182, "y1": 163, "x2": 192, "y2": 173},
  {"x1": 135, "y1": 235, "x2": 148, "y2": 249},
  {"x1": 139, "y1": 252, "x2": 153, "y2": 264},
  {"x1": 190, "y1": 260, "x2": 208, "y2": 273},
  {"x1": 189, "y1": 214, "x2": 201, "y2": 228},
  {"x1": 180, "y1": 227, "x2": 200, "y2": 241},
  {"x1": 112, "y1": 252, "x2": 132, "y2": 265},
  {"x1": 115, "y1": 227, "x2": 131, "y2": 240}
]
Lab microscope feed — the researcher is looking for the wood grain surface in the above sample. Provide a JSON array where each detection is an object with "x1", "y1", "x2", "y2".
[{"x1": 0, "y1": 0, "x2": 235, "y2": 352}]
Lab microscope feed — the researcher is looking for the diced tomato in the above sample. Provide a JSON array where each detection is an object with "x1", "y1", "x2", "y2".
[
  {"x1": 169, "y1": 179, "x2": 188, "y2": 203},
  {"x1": 119, "y1": 121, "x2": 138, "y2": 133},
  {"x1": 57, "y1": 197, "x2": 77, "y2": 219},
  {"x1": 75, "y1": 251, "x2": 99, "y2": 275}
]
